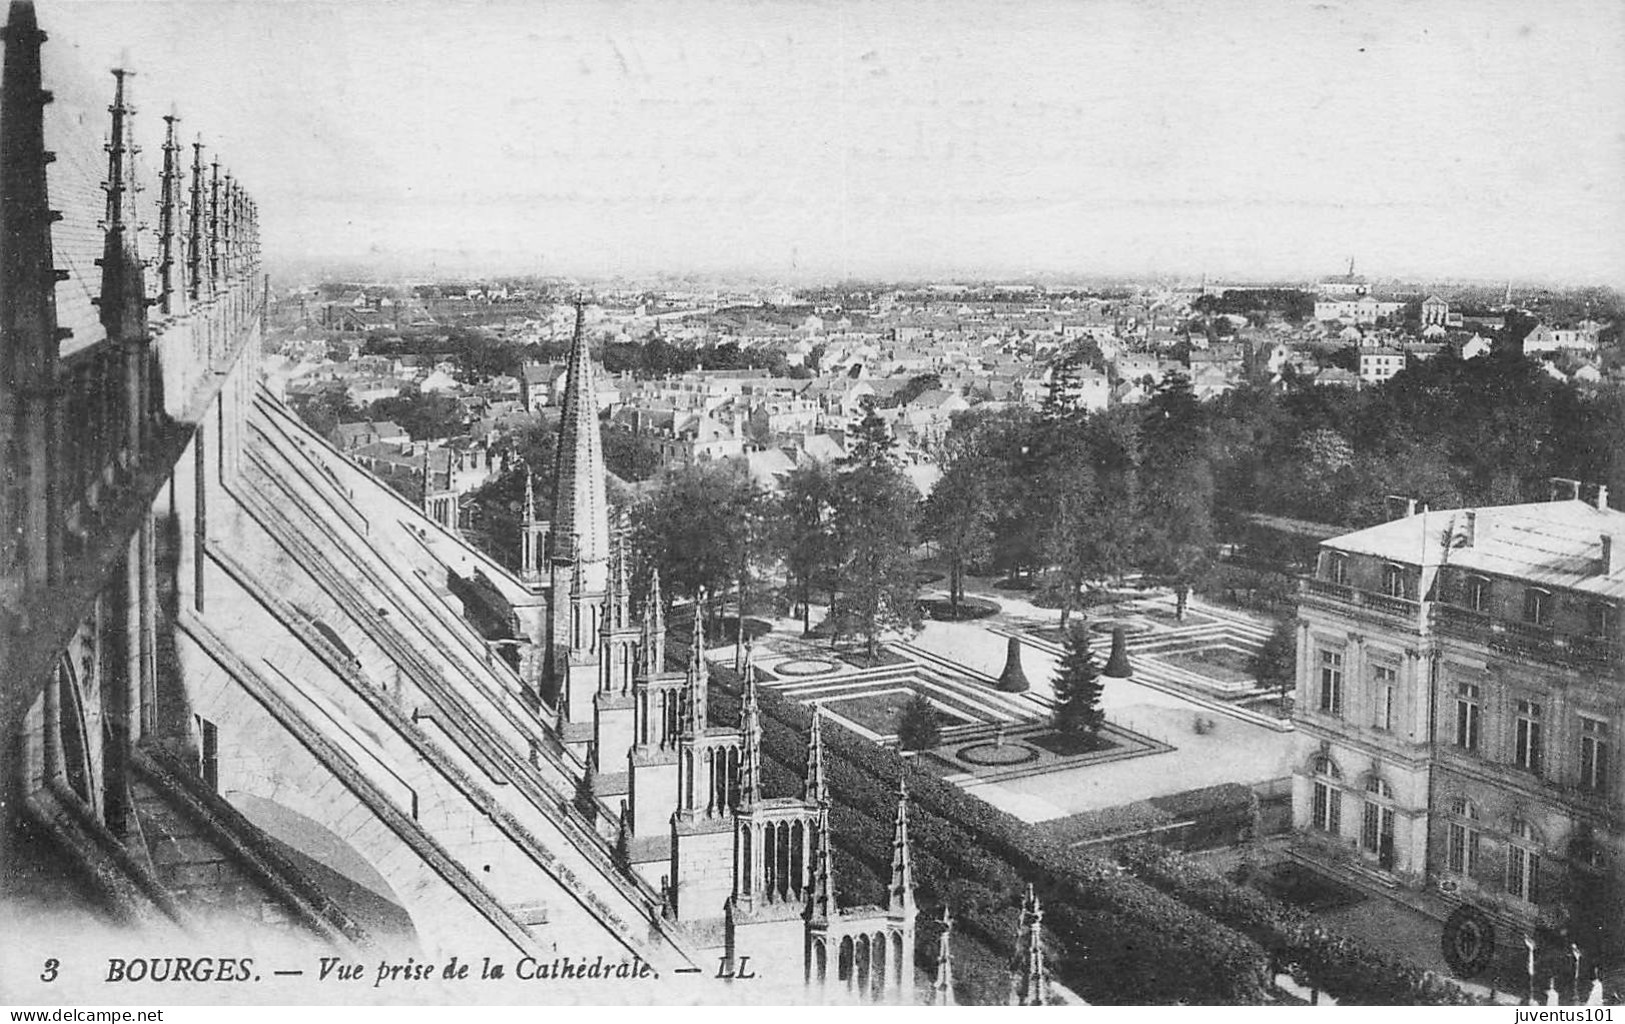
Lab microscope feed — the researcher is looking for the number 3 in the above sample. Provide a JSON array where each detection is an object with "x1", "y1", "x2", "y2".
[{"x1": 40, "y1": 958, "x2": 59, "y2": 983}]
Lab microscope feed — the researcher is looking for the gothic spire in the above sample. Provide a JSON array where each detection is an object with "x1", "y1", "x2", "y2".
[
  {"x1": 551, "y1": 298, "x2": 610, "y2": 586},
  {"x1": 185, "y1": 136, "x2": 207, "y2": 300},
  {"x1": 739, "y1": 643, "x2": 761, "y2": 808},
  {"x1": 933, "y1": 905, "x2": 957, "y2": 1006},
  {"x1": 156, "y1": 107, "x2": 184, "y2": 316},
  {"x1": 611, "y1": 514, "x2": 631, "y2": 630},
  {"x1": 1011, "y1": 884, "x2": 1049, "y2": 1006},
  {"x1": 643, "y1": 568, "x2": 665, "y2": 675},
  {"x1": 682, "y1": 595, "x2": 707, "y2": 735},
  {"x1": 805, "y1": 801, "x2": 835, "y2": 922},
  {"x1": 521, "y1": 462, "x2": 536, "y2": 524},
  {"x1": 98, "y1": 65, "x2": 146, "y2": 345},
  {"x1": 0, "y1": 0, "x2": 65, "y2": 387},
  {"x1": 804, "y1": 704, "x2": 827, "y2": 805},
  {"x1": 207, "y1": 155, "x2": 221, "y2": 288},
  {"x1": 888, "y1": 773, "x2": 914, "y2": 914}
]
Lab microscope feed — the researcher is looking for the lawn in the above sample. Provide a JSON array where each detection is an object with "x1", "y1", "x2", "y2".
[
  {"x1": 822, "y1": 688, "x2": 973, "y2": 736},
  {"x1": 1157, "y1": 645, "x2": 1258, "y2": 684}
]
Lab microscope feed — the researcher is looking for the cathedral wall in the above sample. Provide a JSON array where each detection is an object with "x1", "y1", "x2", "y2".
[{"x1": 672, "y1": 823, "x2": 734, "y2": 921}]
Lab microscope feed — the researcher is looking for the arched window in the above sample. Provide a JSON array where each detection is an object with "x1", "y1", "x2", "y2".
[
  {"x1": 1361, "y1": 776, "x2": 1396, "y2": 866},
  {"x1": 1507, "y1": 818, "x2": 1542, "y2": 903},
  {"x1": 1311, "y1": 756, "x2": 1342, "y2": 834}
]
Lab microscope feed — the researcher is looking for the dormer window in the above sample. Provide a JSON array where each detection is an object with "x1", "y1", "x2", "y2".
[
  {"x1": 1465, "y1": 575, "x2": 1491, "y2": 613},
  {"x1": 1382, "y1": 564, "x2": 1410, "y2": 600},
  {"x1": 1523, "y1": 588, "x2": 1551, "y2": 627},
  {"x1": 1587, "y1": 602, "x2": 1615, "y2": 640},
  {"x1": 1325, "y1": 552, "x2": 1350, "y2": 586}
]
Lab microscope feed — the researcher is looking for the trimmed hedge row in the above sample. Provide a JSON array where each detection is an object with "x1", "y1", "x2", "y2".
[
  {"x1": 1116, "y1": 843, "x2": 1479, "y2": 1005},
  {"x1": 711, "y1": 668, "x2": 1273, "y2": 1004}
]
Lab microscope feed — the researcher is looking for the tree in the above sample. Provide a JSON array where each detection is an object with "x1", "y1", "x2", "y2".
[
  {"x1": 831, "y1": 402, "x2": 920, "y2": 661},
  {"x1": 632, "y1": 459, "x2": 758, "y2": 632},
  {"x1": 289, "y1": 386, "x2": 358, "y2": 438},
  {"x1": 1141, "y1": 372, "x2": 1214, "y2": 620},
  {"x1": 600, "y1": 426, "x2": 663, "y2": 482},
  {"x1": 1052, "y1": 623, "x2": 1105, "y2": 737},
  {"x1": 922, "y1": 451, "x2": 995, "y2": 619},
  {"x1": 1252, "y1": 619, "x2": 1297, "y2": 714},
  {"x1": 773, "y1": 461, "x2": 841, "y2": 636},
  {"x1": 845, "y1": 396, "x2": 898, "y2": 467},
  {"x1": 897, "y1": 693, "x2": 942, "y2": 752}
]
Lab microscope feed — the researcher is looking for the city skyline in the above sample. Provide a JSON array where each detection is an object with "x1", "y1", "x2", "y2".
[{"x1": 50, "y1": 0, "x2": 1625, "y2": 285}]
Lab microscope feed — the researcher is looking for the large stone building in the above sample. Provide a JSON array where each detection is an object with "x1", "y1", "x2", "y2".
[
  {"x1": 1292, "y1": 488, "x2": 1624, "y2": 969},
  {"x1": 0, "y1": 1, "x2": 912, "y2": 1001}
]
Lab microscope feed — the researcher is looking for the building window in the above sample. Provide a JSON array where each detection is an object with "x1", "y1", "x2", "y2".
[
  {"x1": 1507, "y1": 820, "x2": 1540, "y2": 903},
  {"x1": 1319, "y1": 650, "x2": 1344, "y2": 716},
  {"x1": 1580, "y1": 716, "x2": 1610, "y2": 793},
  {"x1": 1372, "y1": 665, "x2": 1397, "y2": 731},
  {"x1": 1383, "y1": 564, "x2": 1409, "y2": 599},
  {"x1": 1465, "y1": 575, "x2": 1491, "y2": 613},
  {"x1": 1446, "y1": 798, "x2": 1480, "y2": 875},
  {"x1": 1325, "y1": 552, "x2": 1350, "y2": 586},
  {"x1": 1361, "y1": 778, "x2": 1395, "y2": 866},
  {"x1": 1523, "y1": 589, "x2": 1551, "y2": 627},
  {"x1": 1455, "y1": 683, "x2": 1480, "y2": 752},
  {"x1": 1515, "y1": 700, "x2": 1544, "y2": 774},
  {"x1": 1588, "y1": 602, "x2": 1615, "y2": 640},
  {"x1": 1311, "y1": 756, "x2": 1342, "y2": 834}
]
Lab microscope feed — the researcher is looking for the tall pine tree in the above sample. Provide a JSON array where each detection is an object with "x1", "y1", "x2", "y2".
[{"x1": 1052, "y1": 623, "x2": 1105, "y2": 737}]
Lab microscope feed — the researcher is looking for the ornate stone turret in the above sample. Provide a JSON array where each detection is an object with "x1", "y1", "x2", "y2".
[
  {"x1": 804, "y1": 704, "x2": 828, "y2": 804},
  {"x1": 519, "y1": 462, "x2": 544, "y2": 584},
  {"x1": 98, "y1": 67, "x2": 147, "y2": 348},
  {"x1": 609, "y1": 517, "x2": 632, "y2": 634},
  {"x1": 933, "y1": 905, "x2": 957, "y2": 1006},
  {"x1": 207, "y1": 156, "x2": 221, "y2": 288},
  {"x1": 887, "y1": 775, "x2": 913, "y2": 915},
  {"x1": 643, "y1": 568, "x2": 665, "y2": 674},
  {"x1": 805, "y1": 801, "x2": 835, "y2": 923},
  {"x1": 0, "y1": 0, "x2": 65, "y2": 585},
  {"x1": 681, "y1": 599, "x2": 707, "y2": 737},
  {"x1": 156, "y1": 107, "x2": 184, "y2": 316},
  {"x1": 1011, "y1": 884, "x2": 1050, "y2": 1006},
  {"x1": 739, "y1": 643, "x2": 761, "y2": 808},
  {"x1": 185, "y1": 137, "x2": 207, "y2": 301}
]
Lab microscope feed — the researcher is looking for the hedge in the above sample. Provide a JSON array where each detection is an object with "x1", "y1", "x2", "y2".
[
  {"x1": 1116, "y1": 843, "x2": 1479, "y2": 1005},
  {"x1": 710, "y1": 667, "x2": 1273, "y2": 1004}
]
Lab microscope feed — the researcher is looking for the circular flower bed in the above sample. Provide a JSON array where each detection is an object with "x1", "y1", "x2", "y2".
[
  {"x1": 1089, "y1": 617, "x2": 1153, "y2": 636},
  {"x1": 918, "y1": 597, "x2": 1001, "y2": 621},
  {"x1": 956, "y1": 741, "x2": 1039, "y2": 766},
  {"x1": 773, "y1": 658, "x2": 840, "y2": 677}
]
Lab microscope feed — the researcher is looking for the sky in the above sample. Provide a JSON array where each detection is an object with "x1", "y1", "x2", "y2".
[{"x1": 42, "y1": 0, "x2": 1625, "y2": 284}]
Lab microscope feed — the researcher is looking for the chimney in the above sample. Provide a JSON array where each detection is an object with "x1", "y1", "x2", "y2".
[
  {"x1": 1550, "y1": 477, "x2": 1582, "y2": 502},
  {"x1": 1597, "y1": 484, "x2": 1610, "y2": 511},
  {"x1": 1461, "y1": 510, "x2": 1476, "y2": 548},
  {"x1": 1604, "y1": 536, "x2": 1617, "y2": 577}
]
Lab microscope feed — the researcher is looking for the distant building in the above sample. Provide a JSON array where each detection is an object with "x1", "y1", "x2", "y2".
[
  {"x1": 1523, "y1": 322, "x2": 1602, "y2": 355},
  {"x1": 1421, "y1": 295, "x2": 1449, "y2": 327}
]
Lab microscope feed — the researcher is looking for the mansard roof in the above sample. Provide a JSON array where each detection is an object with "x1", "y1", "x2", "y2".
[{"x1": 1326, "y1": 499, "x2": 1625, "y2": 600}]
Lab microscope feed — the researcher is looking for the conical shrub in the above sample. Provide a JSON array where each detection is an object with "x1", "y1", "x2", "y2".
[
  {"x1": 997, "y1": 635, "x2": 1030, "y2": 693},
  {"x1": 1103, "y1": 626, "x2": 1133, "y2": 678}
]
